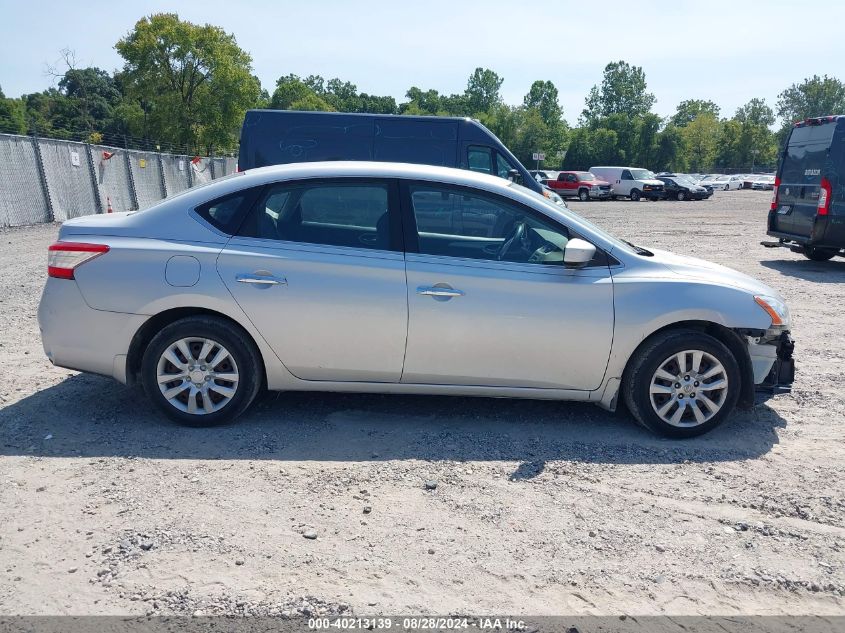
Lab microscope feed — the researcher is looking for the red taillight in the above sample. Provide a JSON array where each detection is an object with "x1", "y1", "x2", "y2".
[
  {"x1": 47, "y1": 242, "x2": 109, "y2": 279},
  {"x1": 770, "y1": 176, "x2": 781, "y2": 211},
  {"x1": 818, "y1": 177, "x2": 832, "y2": 216}
]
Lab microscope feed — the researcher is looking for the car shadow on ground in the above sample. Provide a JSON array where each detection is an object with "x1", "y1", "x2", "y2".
[
  {"x1": 0, "y1": 374, "x2": 787, "y2": 475},
  {"x1": 761, "y1": 257, "x2": 845, "y2": 282}
]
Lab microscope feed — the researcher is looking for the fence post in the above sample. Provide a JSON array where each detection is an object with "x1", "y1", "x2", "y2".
[
  {"x1": 30, "y1": 126, "x2": 54, "y2": 222},
  {"x1": 157, "y1": 149, "x2": 168, "y2": 198},
  {"x1": 186, "y1": 146, "x2": 194, "y2": 188},
  {"x1": 124, "y1": 136, "x2": 139, "y2": 210},
  {"x1": 85, "y1": 143, "x2": 103, "y2": 214},
  {"x1": 209, "y1": 149, "x2": 216, "y2": 179}
]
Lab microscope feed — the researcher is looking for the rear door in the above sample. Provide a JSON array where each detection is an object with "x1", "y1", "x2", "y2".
[
  {"x1": 828, "y1": 123, "x2": 845, "y2": 245},
  {"x1": 217, "y1": 178, "x2": 408, "y2": 383},
  {"x1": 774, "y1": 122, "x2": 836, "y2": 237}
]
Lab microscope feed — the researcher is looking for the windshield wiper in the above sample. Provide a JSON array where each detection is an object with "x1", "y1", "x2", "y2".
[{"x1": 623, "y1": 240, "x2": 654, "y2": 256}]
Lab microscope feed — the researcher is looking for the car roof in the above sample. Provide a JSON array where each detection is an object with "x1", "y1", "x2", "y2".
[{"x1": 240, "y1": 161, "x2": 513, "y2": 191}]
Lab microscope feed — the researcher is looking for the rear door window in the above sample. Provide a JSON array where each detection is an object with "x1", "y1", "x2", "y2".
[{"x1": 242, "y1": 180, "x2": 395, "y2": 251}]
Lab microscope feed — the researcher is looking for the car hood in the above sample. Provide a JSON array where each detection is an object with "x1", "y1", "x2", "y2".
[
  {"x1": 648, "y1": 248, "x2": 781, "y2": 297},
  {"x1": 586, "y1": 179, "x2": 611, "y2": 187},
  {"x1": 639, "y1": 179, "x2": 664, "y2": 186}
]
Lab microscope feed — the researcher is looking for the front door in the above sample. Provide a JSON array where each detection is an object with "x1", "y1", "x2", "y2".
[
  {"x1": 217, "y1": 178, "x2": 408, "y2": 382},
  {"x1": 400, "y1": 181, "x2": 614, "y2": 390}
]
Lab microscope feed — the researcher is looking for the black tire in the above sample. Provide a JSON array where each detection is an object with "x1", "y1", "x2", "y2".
[
  {"x1": 578, "y1": 188, "x2": 590, "y2": 202},
  {"x1": 622, "y1": 329, "x2": 741, "y2": 438},
  {"x1": 676, "y1": 190, "x2": 686, "y2": 201},
  {"x1": 141, "y1": 315, "x2": 263, "y2": 427},
  {"x1": 630, "y1": 189, "x2": 641, "y2": 201},
  {"x1": 804, "y1": 247, "x2": 837, "y2": 262}
]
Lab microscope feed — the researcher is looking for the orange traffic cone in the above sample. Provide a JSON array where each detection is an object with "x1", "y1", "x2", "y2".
[{"x1": 107, "y1": 197, "x2": 113, "y2": 214}]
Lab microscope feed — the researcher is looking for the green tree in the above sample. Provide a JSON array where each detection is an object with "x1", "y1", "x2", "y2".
[
  {"x1": 777, "y1": 75, "x2": 845, "y2": 125},
  {"x1": 289, "y1": 93, "x2": 335, "y2": 112},
  {"x1": 582, "y1": 60, "x2": 655, "y2": 123},
  {"x1": 670, "y1": 99, "x2": 720, "y2": 127},
  {"x1": 116, "y1": 13, "x2": 261, "y2": 153},
  {"x1": 0, "y1": 85, "x2": 27, "y2": 134},
  {"x1": 464, "y1": 68, "x2": 503, "y2": 115},
  {"x1": 654, "y1": 125, "x2": 685, "y2": 172},
  {"x1": 57, "y1": 67, "x2": 122, "y2": 132},
  {"x1": 715, "y1": 119, "x2": 742, "y2": 168},
  {"x1": 523, "y1": 80, "x2": 563, "y2": 127},
  {"x1": 681, "y1": 112, "x2": 721, "y2": 171},
  {"x1": 271, "y1": 74, "x2": 329, "y2": 110},
  {"x1": 733, "y1": 98, "x2": 777, "y2": 169}
]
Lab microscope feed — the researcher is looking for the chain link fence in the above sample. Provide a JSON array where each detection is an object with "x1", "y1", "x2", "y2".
[
  {"x1": 0, "y1": 134, "x2": 50, "y2": 226},
  {"x1": 0, "y1": 133, "x2": 237, "y2": 227}
]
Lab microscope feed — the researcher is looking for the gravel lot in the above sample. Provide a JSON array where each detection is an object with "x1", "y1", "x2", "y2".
[{"x1": 1, "y1": 190, "x2": 844, "y2": 616}]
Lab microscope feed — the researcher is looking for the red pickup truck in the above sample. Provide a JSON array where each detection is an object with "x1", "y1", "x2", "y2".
[{"x1": 546, "y1": 171, "x2": 613, "y2": 201}]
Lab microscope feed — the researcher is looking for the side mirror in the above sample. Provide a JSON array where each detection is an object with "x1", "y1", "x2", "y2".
[
  {"x1": 563, "y1": 238, "x2": 596, "y2": 267},
  {"x1": 507, "y1": 169, "x2": 523, "y2": 185}
]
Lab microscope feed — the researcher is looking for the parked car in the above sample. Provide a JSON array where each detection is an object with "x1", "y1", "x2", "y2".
[
  {"x1": 38, "y1": 161, "x2": 794, "y2": 438},
  {"x1": 546, "y1": 171, "x2": 613, "y2": 201},
  {"x1": 699, "y1": 174, "x2": 722, "y2": 185},
  {"x1": 656, "y1": 175, "x2": 711, "y2": 200},
  {"x1": 588, "y1": 166, "x2": 666, "y2": 201},
  {"x1": 709, "y1": 175, "x2": 744, "y2": 191},
  {"x1": 765, "y1": 115, "x2": 845, "y2": 261},
  {"x1": 238, "y1": 109, "x2": 567, "y2": 207},
  {"x1": 751, "y1": 175, "x2": 776, "y2": 190},
  {"x1": 529, "y1": 170, "x2": 558, "y2": 184}
]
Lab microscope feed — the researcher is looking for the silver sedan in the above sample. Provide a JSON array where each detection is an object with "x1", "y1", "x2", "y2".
[{"x1": 38, "y1": 162, "x2": 794, "y2": 437}]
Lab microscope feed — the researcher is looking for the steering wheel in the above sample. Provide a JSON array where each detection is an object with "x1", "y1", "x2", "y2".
[{"x1": 497, "y1": 221, "x2": 527, "y2": 261}]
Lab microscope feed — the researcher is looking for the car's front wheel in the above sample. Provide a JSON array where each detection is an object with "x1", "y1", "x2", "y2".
[
  {"x1": 141, "y1": 316, "x2": 263, "y2": 426},
  {"x1": 676, "y1": 190, "x2": 686, "y2": 201},
  {"x1": 630, "y1": 189, "x2": 641, "y2": 201},
  {"x1": 578, "y1": 189, "x2": 590, "y2": 202},
  {"x1": 623, "y1": 330, "x2": 740, "y2": 438}
]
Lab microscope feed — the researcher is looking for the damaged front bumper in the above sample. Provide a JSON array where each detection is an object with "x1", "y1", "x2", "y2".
[{"x1": 750, "y1": 330, "x2": 795, "y2": 403}]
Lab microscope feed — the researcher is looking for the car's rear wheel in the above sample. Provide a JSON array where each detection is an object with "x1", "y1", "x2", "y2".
[
  {"x1": 141, "y1": 316, "x2": 262, "y2": 426},
  {"x1": 578, "y1": 189, "x2": 590, "y2": 202},
  {"x1": 623, "y1": 330, "x2": 740, "y2": 438},
  {"x1": 803, "y1": 247, "x2": 837, "y2": 261},
  {"x1": 630, "y1": 189, "x2": 641, "y2": 201}
]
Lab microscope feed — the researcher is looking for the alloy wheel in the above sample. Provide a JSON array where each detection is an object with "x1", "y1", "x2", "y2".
[
  {"x1": 156, "y1": 337, "x2": 240, "y2": 415},
  {"x1": 648, "y1": 349, "x2": 728, "y2": 427}
]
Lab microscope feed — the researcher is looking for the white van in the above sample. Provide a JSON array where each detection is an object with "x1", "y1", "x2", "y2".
[{"x1": 589, "y1": 166, "x2": 666, "y2": 201}]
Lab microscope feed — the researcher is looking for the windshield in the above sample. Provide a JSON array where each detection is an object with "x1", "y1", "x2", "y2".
[
  {"x1": 674, "y1": 176, "x2": 696, "y2": 186},
  {"x1": 578, "y1": 172, "x2": 596, "y2": 181},
  {"x1": 629, "y1": 168, "x2": 655, "y2": 180},
  {"x1": 509, "y1": 182, "x2": 636, "y2": 254}
]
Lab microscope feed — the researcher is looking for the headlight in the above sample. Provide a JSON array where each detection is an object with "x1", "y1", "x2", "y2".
[{"x1": 754, "y1": 295, "x2": 790, "y2": 327}]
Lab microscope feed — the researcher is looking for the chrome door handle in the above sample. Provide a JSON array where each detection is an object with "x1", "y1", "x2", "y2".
[
  {"x1": 417, "y1": 285, "x2": 464, "y2": 297},
  {"x1": 236, "y1": 274, "x2": 287, "y2": 286}
]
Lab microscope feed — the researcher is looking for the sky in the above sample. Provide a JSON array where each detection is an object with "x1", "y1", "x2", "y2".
[{"x1": 1, "y1": 0, "x2": 843, "y2": 124}]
